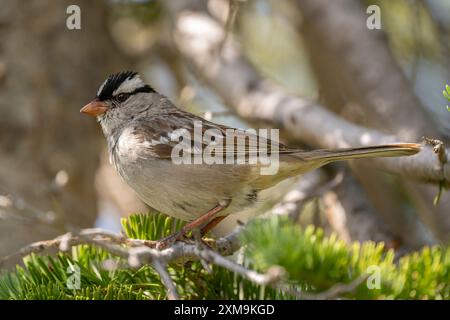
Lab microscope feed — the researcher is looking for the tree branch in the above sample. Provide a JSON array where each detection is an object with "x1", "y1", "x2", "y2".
[
  {"x1": 294, "y1": 0, "x2": 437, "y2": 139},
  {"x1": 2, "y1": 171, "x2": 348, "y2": 299},
  {"x1": 292, "y1": 0, "x2": 450, "y2": 243},
  {"x1": 151, "y1": 260, "x2": 180, "y2": 300},
  {"x1": 165, "y1": 4, "x2": 449, "y2": 184},
  {"x1": 1, "y1": 207, "x2": 367, "y2": 301}
]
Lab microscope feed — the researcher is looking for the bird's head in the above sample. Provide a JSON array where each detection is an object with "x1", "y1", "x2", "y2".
[{"x1": 80, "y1": 71, "x2": 156, "y2": 134}]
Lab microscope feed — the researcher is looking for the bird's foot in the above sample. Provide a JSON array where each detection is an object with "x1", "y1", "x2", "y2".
[
  {"x1": 155, "y1": 233, "x2": 184, "y2": 250},
  {"x1": 156, "y1": 201, "x2": 230, "y2": 250},
  {"x1": 155, "y1": 233, "x2": 215, "y2": 250}
]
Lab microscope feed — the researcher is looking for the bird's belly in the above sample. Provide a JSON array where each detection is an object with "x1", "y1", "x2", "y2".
[{"x1": 115, "y1": 158, "x2": 256, "y2": 221}]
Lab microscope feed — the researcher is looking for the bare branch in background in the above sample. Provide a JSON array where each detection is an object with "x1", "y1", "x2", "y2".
[
  {"x1": 292, "y1": 0, "x2": 438, "y2": 245},
  {"x1": 423, "y1": 0, "x2": 450, "y2": 73},
  {"x1": 293, "y1": 0, "x2": 450, "y2": 243},
  {"x1": 296, "y1": 275, "x2": 368, "y2": 300},
  {"x1": 294, "y1": 0, "x2": 437, "y2": 139},
  {"x1": 270, "y1": 170, "x2": 329, "y2": 221},
  {"x1": 165, "y1": 4, "x2": 449, "y2": 184},
  {"x1": 217, "y1": 0, "x2": 240, "y2": 56},
  {"x1": 322, "y1": 171, "x2": 410, "y2": 246}
]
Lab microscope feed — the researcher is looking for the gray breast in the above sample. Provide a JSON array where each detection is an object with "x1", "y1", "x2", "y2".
[{"x1": 110, "y1": 127, "x2": 257, "y2": 221}]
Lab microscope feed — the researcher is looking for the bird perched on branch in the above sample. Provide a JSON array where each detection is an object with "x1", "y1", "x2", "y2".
[{"x1": 81, "y1": 71, "x2": 421, "y2": 249}]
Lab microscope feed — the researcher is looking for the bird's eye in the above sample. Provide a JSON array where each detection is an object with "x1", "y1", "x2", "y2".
[{"x1": 116, "y1": 93, "x2": 130, "y2": 102}]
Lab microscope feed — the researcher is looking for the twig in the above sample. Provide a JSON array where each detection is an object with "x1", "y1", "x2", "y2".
[
  {"x1": 422, "y1": 138, "x2": 448, "y2": 205},
  {"x1": 270, "y1": 170, "x2": 343, "y2": 221},
  {"x1": 0, "y1": 189, "x2": 79, "y2": 234},
  {"x1": 191, "y1": 244, "x2": 285, "y2": 286},
  {"x1": 201, "y1": 110, "x2": 234, "y2": 121},
  {"x1": 0, "y1": 229, "x2": 153, "y2": 268},
  {"x1": 280, "y1": 275, "x2": 368, "y2": 300},
  {"x1": 307, "y1": 275, "x2": 368, "y2": 299},
  {"x1": 423, "y1": 137, "x2": 447, "y2": 165},
  {"x1": 217, "y1": 0, "x2": 240, "y2": 57},
  {"x1": 409, "y1": 0, "x2": 422, "y2": 87},
  {"x1": 152, "y1": 260, "x2": 180, "y2": 300},
  {"x1": 0, "y1": 191, "x2": 55, "y2": 226}
]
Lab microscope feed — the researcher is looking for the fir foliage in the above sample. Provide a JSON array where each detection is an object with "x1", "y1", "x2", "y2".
[
  {"x1": 243, "y1": 217, "x2": 450, "y2": 299},
  {"x1": 0, "y1": 212, "x2": 449, "y2": 300}
]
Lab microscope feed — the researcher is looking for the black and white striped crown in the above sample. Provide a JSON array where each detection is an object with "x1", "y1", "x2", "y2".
[{"x1": 96, "y1": 71, "x2": 155, "y2": 101}]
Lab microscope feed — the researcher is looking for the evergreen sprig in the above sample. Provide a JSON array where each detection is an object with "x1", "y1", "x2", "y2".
[
  {"x1": 242, "y1": 216, "x2": 450, "y2": 299},
  {"x1": 0, "y1": 212, "x2": 284, "y2": 300},
  {"x1": 444, "y1": 84, "x2": 450, "y2": 111},
  {"x1": 1, "y1": 212, "x2": 449, "y2": 299}
]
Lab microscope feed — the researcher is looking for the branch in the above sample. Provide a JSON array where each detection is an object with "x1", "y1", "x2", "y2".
[
  {"x1": 165, "y1": 4, "x2": 450, "y2": 184},
  {"x1": 282, "y1": 274, "x2": 369, "y2": 300},
  {"x1": 0, "y1": 190, "x2": 76, "y2": 232},
  {"x1": 1, "y1": 218, "x2": 365, "y2": 300},
  {"x1": 269, "y1": 170, "x2": 331, "y2": 221},
  {"x1": 217, "y1": 0, "x2": 240, "y2": 56},
  {"x1": 151, "y1": 260, "x2": 179, "y2": 300},
  {"x1": 0, "y1": 228, "x2": 285, "y2": 299},
  {"x1": 294, "y1": 0, "x2": 436, "y2": 138},
  {"x1": 2, "y1": 171, "x2": 348, "y2": 299}
]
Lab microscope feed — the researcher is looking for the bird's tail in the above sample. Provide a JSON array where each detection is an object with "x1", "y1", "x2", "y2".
[
  {"x1": 254, "y1": 143, "x2": 421, "y2": 189},
  {"x1": 296, "y1": 143, "x2": 421, "y2": 163}
]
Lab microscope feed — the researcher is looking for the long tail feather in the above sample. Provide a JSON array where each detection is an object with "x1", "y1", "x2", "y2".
[{"x1": 297, "y1": 143, "x2": 421, "y2": 163}]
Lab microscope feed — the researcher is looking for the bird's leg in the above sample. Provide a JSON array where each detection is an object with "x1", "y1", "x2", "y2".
[
  {"x1": 200, "y1": 216, "x2": 227, "y2": 236},
  {"x1": 156, "y1": 199, "x2": 230, "y2": 249}
]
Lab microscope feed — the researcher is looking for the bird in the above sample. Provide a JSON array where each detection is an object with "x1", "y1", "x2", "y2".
[{"x1": 81, "y1": 71, "x2": 421, "y2": 249}]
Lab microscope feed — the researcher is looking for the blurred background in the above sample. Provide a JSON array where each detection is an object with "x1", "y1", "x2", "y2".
[{"x1": 0, "y1": 0, "x2": 449, "y2": 266}]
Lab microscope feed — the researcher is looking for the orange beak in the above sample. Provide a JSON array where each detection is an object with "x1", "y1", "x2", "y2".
[{"x1": 80, "y1": 100, "x2": 108, "y2": 116}]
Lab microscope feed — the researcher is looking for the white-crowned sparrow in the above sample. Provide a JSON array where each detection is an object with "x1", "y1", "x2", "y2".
[{"x1": 81, "y1": 71, "x2": 421, "y2": 248}]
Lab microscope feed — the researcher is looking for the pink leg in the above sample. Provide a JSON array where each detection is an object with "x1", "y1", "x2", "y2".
[
  {"x1": 200, "y1": 215, "x2": 227, "y2": 236},
  {"x1": 156, "y1": 200, "x2": 230, "y2": 249}
]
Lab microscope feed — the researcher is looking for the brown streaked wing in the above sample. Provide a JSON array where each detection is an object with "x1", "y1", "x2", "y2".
[{"x1": 131, "y1": 111, "x2": 303, "y2": 160}]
